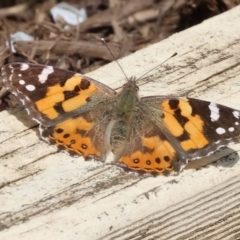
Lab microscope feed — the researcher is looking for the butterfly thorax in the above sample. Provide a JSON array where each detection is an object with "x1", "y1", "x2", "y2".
[{"x1": 115, "y1": 77, "x2": 140, "y2": 122}]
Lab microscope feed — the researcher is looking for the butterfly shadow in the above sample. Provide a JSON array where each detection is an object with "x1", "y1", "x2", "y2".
[
  {"x1": 186, "y1": 146, "x2": 240, "y2": 171},
  {"x1": 1, "y1": 90, "x2": 37, "y2": 128},
  {"x1": 6, "y1": 105, "x2": 39, "y2": 133}
]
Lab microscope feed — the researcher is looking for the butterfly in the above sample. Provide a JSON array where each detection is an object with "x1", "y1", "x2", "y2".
[{"x1": 1, "y1": 62, "x2": 240, "y2": 175}]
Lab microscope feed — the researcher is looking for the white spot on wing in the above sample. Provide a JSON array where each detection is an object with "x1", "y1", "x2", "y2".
[
  {"x1": 26, "y1": 84, "x2": 35, "y2": 91},
  {"x1": 235, "y1": 122, "x2": 239, "y2": 125},
  {"x1": 216, "y1": 127, "x2": 226, "y2": 135},
  {"x1": 233, "y1": 111, "x2": 240, "y2": 119},
  {"x1": 38, "y1": 66, "x2": 54, "y2": 83},
  {"x1": 19, "y1": 79, "x2": 25, "y2": 85},
  {"x1": 209, "y1": 102, "x2": 219, "y2": 122},
  {"x1": 8, "y1": 65, "x2": 14, "y2": 74},
  {"x1": 229, "y1": 127, "x2": 234, "y2": 132},
  {"x1": 18, "y1": 74, "x2": 22, "y2": 77},
  {"x1": 20, "y1": 63, "x2": 29, "y2": 71},
  {"x1": 25, "y1": 108, "x2": 30, "y2": 115}
]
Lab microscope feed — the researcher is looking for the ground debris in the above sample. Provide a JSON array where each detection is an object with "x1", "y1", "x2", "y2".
[{"x1": 0, "y1": 0, "x2": 239, "y2": 72}]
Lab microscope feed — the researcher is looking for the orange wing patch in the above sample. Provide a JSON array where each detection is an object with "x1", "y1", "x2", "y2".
[
  {"x1": 119, "y1": 135, "x2": 175, "y2": 173},
  {"x1": 161, "y1": 99, "x2": 209, "y2": 151},
  {"x1": 36, "y1": 75, "x2": 97, "y2": 120},
  {"x1": 48, "y1": 116, "x2": 101, "y2": 158}
]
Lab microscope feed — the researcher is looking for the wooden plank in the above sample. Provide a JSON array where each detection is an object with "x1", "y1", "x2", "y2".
[{"x1": 1, "y1": 6, "x2": 240, "y2": 240}]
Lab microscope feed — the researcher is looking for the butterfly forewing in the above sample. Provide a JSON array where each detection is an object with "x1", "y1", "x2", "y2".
[{"x1": 1, "y1": 63, "x2": 116, "y2": 124}]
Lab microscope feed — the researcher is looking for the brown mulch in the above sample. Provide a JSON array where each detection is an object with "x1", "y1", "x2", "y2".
[{"x1": 0, "y1": 0, "x2": 239, "y2": 74}]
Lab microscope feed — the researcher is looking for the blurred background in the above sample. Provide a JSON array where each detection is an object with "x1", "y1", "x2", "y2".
[{"x1": 0, "y1": 0, "x2": 239, "y2": 73}]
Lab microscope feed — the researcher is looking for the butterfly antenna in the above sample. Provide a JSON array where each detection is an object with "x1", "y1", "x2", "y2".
[
  {"x1": 137, "y1": 52, "x2": 177, "y2": 81},
  {"x1": 101, "y1": 38, "x2": 129, "y2": 80}
]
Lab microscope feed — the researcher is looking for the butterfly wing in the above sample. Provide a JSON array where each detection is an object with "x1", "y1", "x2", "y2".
[
  {"x1": 1, "y1": 63, "x2": 117, "y2": 160},
  {"x1": 115, "y1": 97, "x2": 240, "y2": 174}
]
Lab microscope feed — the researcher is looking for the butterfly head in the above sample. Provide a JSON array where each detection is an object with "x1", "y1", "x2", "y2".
[{"x1": 122, "y1": 76, "x2": 139, "y2": 93}]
